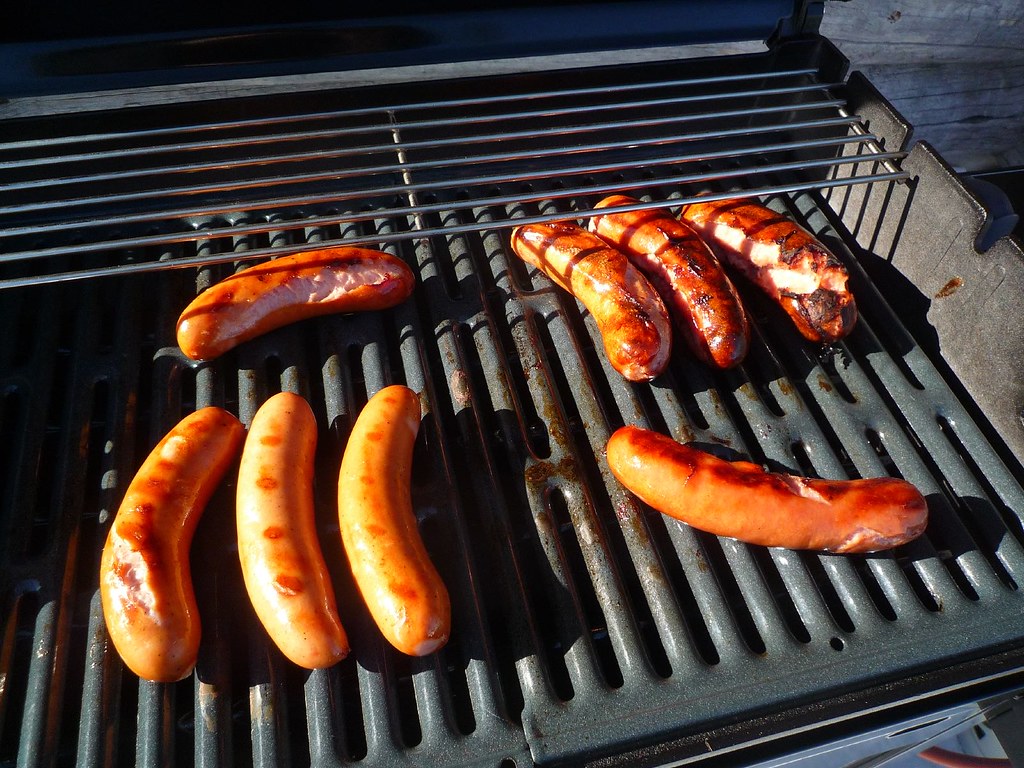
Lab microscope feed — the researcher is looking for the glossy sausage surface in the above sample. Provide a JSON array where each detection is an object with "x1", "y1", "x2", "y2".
[
  {"x1": 680, "y1": 198, "x2": 857, "y2": 343},
  {"x1": 337, "y1": 385, "x2": 450, "y2": 655},
  {"x1": 236, "y1": 392, "x2": 349, "y2": 669},
  {"x1": 177, "y1": 247, "x2": 416, "y2": 361},
  {"x1": 510, "y1": 221, "x2": 672, "y2": 381},
  {"x1": 100, "y1": 407, "x2": 245, "y2": 682},
  {"x1": 589, "y1": 195, "x2": 750, "y2": 369},
  {"x1": 607, "y1": 426, "x2": 927, "y2": 553}
]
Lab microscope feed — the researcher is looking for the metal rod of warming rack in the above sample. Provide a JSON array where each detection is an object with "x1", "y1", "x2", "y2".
[
  {"x1": 0, "y1": 116, "x2": 866, "y2": 201},
  {"x1": 0, "y1": 63, "x2": 912, "y2": 288},
  {"x1": 0, "y1": 150, "x2": 907, "y2": 260},
  {"x1": 0, "y1": 129, "x2": 879, "y2": 218},
  {"x1": 0, "y1": 173, "x2": 908, "y2": 289},
  {"x1": 0, "y1": 67, "x2": 823, "y2": 152}
]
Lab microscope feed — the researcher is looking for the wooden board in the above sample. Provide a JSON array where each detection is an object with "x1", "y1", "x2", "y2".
[{"x1": 821, "y1": 0, "x2": 1024, "y2": 171}]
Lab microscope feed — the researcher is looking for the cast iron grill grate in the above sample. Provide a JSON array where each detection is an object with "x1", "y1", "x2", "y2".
[{"x1": 2, "y1": 40, "x2": 1024, "y2": 768}]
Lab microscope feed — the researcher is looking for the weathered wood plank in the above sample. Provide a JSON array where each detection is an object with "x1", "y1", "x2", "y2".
[{"x1": 822, "y1": 0, "x2": 1024, "y2": 170}]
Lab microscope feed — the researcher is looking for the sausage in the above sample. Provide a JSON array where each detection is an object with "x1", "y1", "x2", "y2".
[
  {"x1": 100, "y1": 407, "x2": 245, "y2": 682},
  {"x1": 337, "y1": 385, "x2": 450, "y2": 655},
  {"x1": 236, "y1": 392, "x2": 349, "y2": 669},
  {"x1": 510, "y1": 222, "x2": 672, "y2": 382},
  {"x1": 679, "y1": 198, "x2": 857, "y2": 343},
  {"x1": 588, "y1": 195, "x2": 750, "y2": 369},
  {"x1": 606, "y1": 426, "x2": 927, "y2": 553},
  {"x1": 177, "y1": 247, "x2": 416, "y2": 361}
]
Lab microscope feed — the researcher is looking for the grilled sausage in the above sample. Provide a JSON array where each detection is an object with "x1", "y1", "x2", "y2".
[
  {"x1": 607, "y1": 426, "x2": 927, "y2": 553},
  {"x1": 589, "y1": 195, "x2": 750, "y2": 369},
  {"x1": 100, "y1": 407, "x2": 245, "y2": 682},
  {"x1": 177, "y1": 247, "x2": 416, "y2": 361},
  {"x1": 337, "y1": 385, "x2": 450, "y2": 656},
  {"x1": 679, "y1": 198, "x2": 857, "y2": 343},
  {"x1": 236, "y1": 392, "x2": 349, "y2": 669},
  {"x1": 510, "y1": 222, "x2": 672, "y2": 382}
]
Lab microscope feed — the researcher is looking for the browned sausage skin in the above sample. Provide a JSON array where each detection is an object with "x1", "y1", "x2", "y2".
[
  {"x1": 607, "y1": 426, "x2": 927, "y2": 553},
  {"x1": 589, "y1": 195, "x2": 750, "y2": 369},
  {"x1": 510, "y1": 221, "x2": 672, "y2": 381},
  {"x1": 177, "y1": 247, "x2": 415, "y2": 361},
  {"x1": 236, "y1": 392, "x2": 349, "y2": 669},
  {"x1": 680, "y1": 198, "x2": 857, "y2": 343},
  {"x1": 100, "y1": 407, "x2": 245, "y2": 682}
]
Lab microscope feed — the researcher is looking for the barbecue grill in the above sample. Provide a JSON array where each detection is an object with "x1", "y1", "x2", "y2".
[{"x1": 3, "y1": 2, "x2": 1024, "y2": 766}]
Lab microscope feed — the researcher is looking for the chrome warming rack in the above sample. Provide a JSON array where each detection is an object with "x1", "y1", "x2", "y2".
[{"x1": 0, "y1": 51, "x2": 907, "y2": 288}]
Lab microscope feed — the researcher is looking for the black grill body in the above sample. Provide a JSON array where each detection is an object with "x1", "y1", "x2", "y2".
[{"x1": 1, "y1": 24, "x2": 1024, "y2": 768}]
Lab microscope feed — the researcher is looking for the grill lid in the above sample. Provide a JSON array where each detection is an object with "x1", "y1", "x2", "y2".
[{"x1": 1, "y1": 0, "x2": 804, "y2": 97}]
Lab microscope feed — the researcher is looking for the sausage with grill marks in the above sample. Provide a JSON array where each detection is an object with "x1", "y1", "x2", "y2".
[
  {"x1": 236, "y1": 392, "x2": 349, "y2": 669},
  {"x1": 589, "y1": 195, "x2": 750, "y2": 369},
  {"x1": 679, "y1": 198, "x2": 857, "y2": 343},
  {"x1": 510, "y1": 221, "x2": 672, "y2": 381},
  {"x1": 607, "y1": 425, "x2": 928, "y2": 553},
  {"x1": 100, "y1": 407, "x2": 245, "y2": 682},
  {"x1": 176, "y1": 247, "x2": 415, "y2": 361}
]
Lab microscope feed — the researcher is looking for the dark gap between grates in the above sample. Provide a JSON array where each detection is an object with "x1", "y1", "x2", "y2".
[
  {"x1": 750, "y1": 547, "x2": 812, "y2": 645},
  {"x1": 798, "y1": 553, "x2": 857, "y2": 634},
  {"x1": 7, "y1": 288, "x2": 41, "y2": 368},
  {"x1": 447, "y1": 322, "x2": 531, "y2": 724},
  {"x1": 0, "y1": 590, "x2": 40, "y2": 761},
  {"x1": 851, "y1": 559, "x2": 899, "y2": 623},
  {"x1": 454, "y1": 200, "x2": 555, "y2": 462},
  {"x1": 0, "y1": 387, "x2": 27, "y2": 532},
  {"x1": 897, "y1": 557, "x2": 943, "y2": 614},
  {"x1": 514, "y1": 512, "x2": 575, "y2": 703},
  {"x1": 789, "y1": 440, "x2": 818, "y2": 477},
  {"x1": 931, "y1": 415, "x2": 1019, "y2": 593},
  {"x1": 333, "y1": 664, "x2": 369, "y2": 761},
  {"x1": 561, "y1": 405, "x2": 674, "y2": 681},
  {"x1": 695, "y1": 531, "x2": 767, "y2": 656},
  {"x1": 640, "y1": 509, "x2": 722, "y2": 666},
  {"x1": 547, "y1": 487, "x2": 624, "y2": 691},
  {"x1": 389, "y1": 652, "x2": 423, "y2": 748}
]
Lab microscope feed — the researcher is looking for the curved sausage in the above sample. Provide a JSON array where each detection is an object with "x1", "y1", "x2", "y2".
[
  {"x1": 177, "y1": 247, "x2": 416, "y2": 361},
  {"x1": 236, "y1": 392, "x2": 349, "y2": 669},
  {"x1": 337, "y1": 385, "x2": 450, "y2": 656},
  {"x1": 100, "y1": 407, "x2": 245, "y2": 682},
  {"x1": 679, "y1": 198, "x2": 857, "y2": 343},
  {"x1": 607, "y1": 426, "x2": 927, "y2": 553},
  {"x1": 589, "y1": 195, "x2": 750, "y2": 369},
  {"x1": 510, "y1": 221, "x2": 672, "y2": 382}
]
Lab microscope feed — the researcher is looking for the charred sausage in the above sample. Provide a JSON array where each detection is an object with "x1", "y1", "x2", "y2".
[
  {"x1": 607, "y1": 426, "x2": 927, "y2": 553},
  {"x1": 100, "y1": 407, "x2": 245, "y2": 682},
  {"x1": 177, "y1": 247, "x2": 416, "y2": 361},
  {"x1": 589, "y1": 195, "x2": 750, "y2": 369},
  {"x1": 510, "y1": 221, "x2": 672, "y2": 381},
  {"x1": 337, "y1": 385, "x2": 450, "y2": 656},
  {"x1": 679, "y1": 198, "x2": 857, "y2": 343},
  {"x1": 236, "y1": 392, "x2": 349, "y2": 669}
]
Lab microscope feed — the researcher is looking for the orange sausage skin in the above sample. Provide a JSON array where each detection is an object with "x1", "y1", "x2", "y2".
[
  {"x1": 177, "y1": 247, "x2": 415, "y2": 361},
  {"x1": 100, "y1": 407, "x2": 245, "y2": 682},
  {"x1": 337, "y1": 385, "x2": 450, "y2": 655},
  {"x1": 510, "y1": 222, "x2": 672, "y2": 382},
  {"x1": 589, "y1": 195, "x2": 750, "y2": 369},
  {"x1": 236, "y1": 392, "x2": 349, "y2": 669},
  {"x1": 680, "y1": 199, "x2": 857, "y2": 343},
  {"x1": 607, "y1": 426, "x2": 927, "y2": 553}
]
